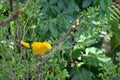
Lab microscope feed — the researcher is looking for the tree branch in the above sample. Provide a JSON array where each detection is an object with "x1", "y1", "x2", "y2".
[
  {"x1": 41, "y1": 15, "x2": 83, "y2": 59},
  {"x1": 0, "y1": 0, "x2": 30, "y2": 27},
  {"x1": 56, "y1": 15, "x2": 83, "y2": 45}
]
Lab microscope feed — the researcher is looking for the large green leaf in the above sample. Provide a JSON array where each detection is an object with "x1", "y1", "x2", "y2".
[
  {"x1": 82, "y1": 47, "x2": 112, "y2": 67},
  {"x1": 70, "y1": 67, "x2": 94, "y2": 80}
]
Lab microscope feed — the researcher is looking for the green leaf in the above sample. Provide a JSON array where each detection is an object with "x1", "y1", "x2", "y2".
[
  {"x1": 82, "y1": 56, "x2": 99, "y2": 67},
  {"x1": 100, "y1": 0, "x2": 108, "y2": 11},
  {"x1": 71, "y1": 67, "x2": 94, "y2": 80},
  {"x1": 0, "y1": 4, "x2": 3, "y2": 10},
  {"x1": 30, "y1": 25, "x2": 36, "y2": 29},
  {"x1": 85, "y1": 39, "x2": 98, "y2": 47},
  {"x1": 84, "y1": 47, "x2": 112, "y2": 65},
  {"x1": 71, "y1": 74, "x2": 81, "y2": 80},
  {"x1": 49, "y1": 22, "x2": 58, "y2": 38},
  {"x1": 58, "y1": 0, "x2": 65, "y2": 10},
  {"x1": 93, "y1": 0, "x2": 100, "y2": 5},
  {"x1": 42, "y1": 21, "x2": 49, "y2": 36},
  {"x1": 72, "y1": 45, "x2": 84, "y2": 58},
  {"x1": 82, "y1": 0, "x2": 93, "y2": 8},
  {"x1": 107, "y1": 0, "x2": 113, "y2": 4},
  {"x1": 72, "y1": 49, "x2": 81, "y2": 59},
  {"x1": 74, "y1": 5, "x2": 80, "y2": 12},
  {"x1": 80, "y1": 67, "x2": 93, "y2": 80},
  {"x1": 49, "y1": 0, "x2": 58, "y2": 4},
  {"x1": 41, "y1": 5, "x2": 49, "y2": 14},
  {"x1": 50, "y1": 5, "x2": 60, "y2": 13}
]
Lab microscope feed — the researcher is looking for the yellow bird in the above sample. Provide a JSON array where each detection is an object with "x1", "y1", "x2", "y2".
[
  {"x1": 20, "y1": 41, "x2": 30, "y2": 48},
  {"x1": 20, "y1": 41, "x2": 52, "y2": 56}
]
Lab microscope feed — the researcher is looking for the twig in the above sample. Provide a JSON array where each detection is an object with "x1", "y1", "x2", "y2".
[
  {"x1": 56, "y1": 15, "x2": 83, "y2": 45},
  {"x1": 0, "y1": 0, "x2": 30, "y2": 26}
]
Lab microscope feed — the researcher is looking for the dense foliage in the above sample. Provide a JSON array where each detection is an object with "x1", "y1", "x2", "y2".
[{"x1": 0, "y1": 0, "x2": 120, "y2": 80}]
